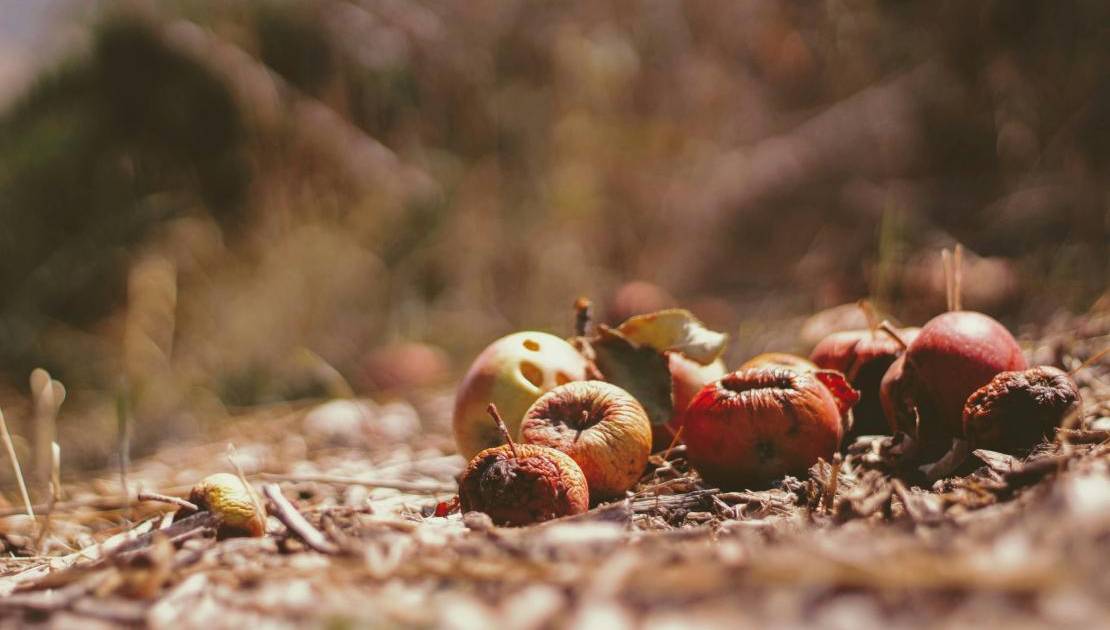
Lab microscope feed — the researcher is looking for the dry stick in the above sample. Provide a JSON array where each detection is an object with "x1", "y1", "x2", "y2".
[
  {"x1": 574, "y1": 297, "x2": 592, "y2": 337},
  {"x1": 0, "y1": 406, "x2": 34, "y2": 520},
  {"x1": 891, "y1": 478, "x2": 923, "y2": 523},
  {"x1": 660, "y1": 425, "x2": 685, "y2": 460},
  {"x1": 858, "y1": 299, "x2": 880, "y2": 333},
  {"x1": 1070, "y1": 345, "x2": 1110, "y2": 378},
  {"x1": 115, "y1": 387, "x2": 132, "y2": 522},
  {"x1": 226, "y1": 444, "x2": 268, "y2": 525},
  {"x1": 823, "y1": 453, "x2": 843, "y2": 513},
  {"x1": 878, "y1": 321, "x2": 910, "y2": 352},
  {"x1": 32, "y1": 443, "x2": 63, "y2": 551},
  {"x1": 136, "y1": 491, "x2": 199, "y2": 512},
  {"x1": 487, "y1": 404, "x2": 518, "y2": 458},
  {"x1": 261, "y1": 483, "x2": 339, "y2": 554},
  {"x1": 256, "y1": 473, "x2": 455, "y2": 494},
  {"x1": 941, "y1": 248, "x2": 954, "y2": 312},
  {"x1": 952, "y1": 243, "x2": 963, "y2": 311}
]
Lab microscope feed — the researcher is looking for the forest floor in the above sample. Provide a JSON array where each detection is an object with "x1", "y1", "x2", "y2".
[{"x1": 0, "y1": 314, "x2": 1107, "y2": 629}]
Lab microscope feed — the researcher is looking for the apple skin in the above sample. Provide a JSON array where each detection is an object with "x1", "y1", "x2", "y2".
[
  {"x1": 810, "y1": 327, "x2": 920, "y2": 436},
  {"x1": 521, "y1": 381, "x2": 652, "y2": 498},
  {"x1": 659, "y1": 353, "x2": 728, "y2": 450},
  {"x1": 453, "y1": 332, "x2": 589, "y2": 460},
  {"x1": 882, "y1": 311, "x2": 1026, "y2": 449},
  {"x1": 682, "y1": 367, "x2": 843, "y2": 489}
]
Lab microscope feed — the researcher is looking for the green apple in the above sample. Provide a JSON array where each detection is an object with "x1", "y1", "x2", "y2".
[{"x1": 453, "y1": 331, "x2": 589, "y2": 459}]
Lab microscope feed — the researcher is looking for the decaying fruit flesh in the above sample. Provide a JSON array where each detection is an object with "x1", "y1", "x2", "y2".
[
  {"x1": 458, "y1": 442, "x2": 589, "y2": 526},
  {"x1": 963, "y1": 366, "x2": 1081, "y2": 453},
  {"x1": 683, "y1": 368, "x2": 844, "y2": 489}
]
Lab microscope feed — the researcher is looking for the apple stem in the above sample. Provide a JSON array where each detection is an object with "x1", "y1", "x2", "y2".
[
  {"x1": 858, "y1": 299, "x2": 879, "y2": 333},
  {"x1": 486, "y1": 404, "x2": 518, "y2": 458},
  {"x1": 878, "y1": 320, "x2": 909, "y2": 351},
  {"x1": 953, "y1": 243, "x2": 963, "y2": 311},
  {"x1": 574, "y1": 297, "x2": 592, "y2": 337},
  {"x1": 661, "y1": 425, "x2": 684, "y2": 460},
  {"x1": 1070, "y1": 345, "x2": 1110, "y2": 378},
  {"x1": 942, "y1": 248, "x2": 954, "y2": 312}
]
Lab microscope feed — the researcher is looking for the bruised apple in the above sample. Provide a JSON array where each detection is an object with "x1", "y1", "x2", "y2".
[
  {"x1": 683, "y1": 368, "x2": 844, "y2": 489},
  {"x1": 661, "y1": 353, "x2": 727, "y2": 450}
]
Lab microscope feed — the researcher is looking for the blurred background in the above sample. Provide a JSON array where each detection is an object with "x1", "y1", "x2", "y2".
[{"x1": 0, "y1": 0, "x2": 1106, "y2": 471}]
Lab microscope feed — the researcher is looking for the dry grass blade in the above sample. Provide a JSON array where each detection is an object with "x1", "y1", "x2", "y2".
[{"x1": 0, "y1": 406, "x2": 35, "y2": 520}]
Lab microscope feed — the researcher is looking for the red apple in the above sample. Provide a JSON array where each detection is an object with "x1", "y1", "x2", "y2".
[
  {"x1": 810, "y1": 327, "x2": 920, "y2": 436},
  {"x1": 682, "y1": 368, "x2": 843, "y2": 489},
  {"x1": 882, "y1": 311, "x2": 1026, "y2": 450}
]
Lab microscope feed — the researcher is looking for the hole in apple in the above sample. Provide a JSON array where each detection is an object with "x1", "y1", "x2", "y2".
[
  {"x1": 522, "y1": 339, "x2": 540, "y2": 352},
  {"x1": 721, "y1": 369, "x2": 795, "y2": 393},
  {"x1": 555, "y1": 372, "x2": 573, "y2": 386},
  {"x1": 520, "y1": 361, "x2": 544, "y2": 389}
]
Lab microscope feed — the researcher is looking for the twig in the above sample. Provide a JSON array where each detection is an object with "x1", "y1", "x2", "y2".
[
  {"x1": 487, "y1": 404, "x2": 518, "y2": 457},
  {"x1": 945, "y1": 248, "x2": 954, "y2": 312},
  {"x1": 878, "y1": 321, "x2": 909, "y2": 351},
  {"x1": 226, "y1": 443, "x2": 268, "y2": 528},
  {"x1": 574, "y1": 297, "x2": 592, "y2": 337},
  {"x1": 660, "y1": 425, "x2": 684, "y2": 459},
  {"x1": 137, "y1": 491, "x2": 199, "y2": 512},
  {"x1": 261, "y1": 483, "x2": 340, "y2": 554},
  {"x1": 1070, "y1": 345, "x2": 1110, "y2": 378},
  {"x1": 823, "y1": 453, "x2": 842, "y2": 513},
  {"x1": 952, "y1": 243, "x2": 963, "y2": 311},
  {"x1": 116, "y1": 386, "x2": 132, "y2": 521},
  {"x1": 0, "y1": 406, "x2": 35, "y2": 520},
  {"x1": 891, "y1": 479, "x2": 923, "y2": 523},
  {"x1": 32, "y1": 443, "x2": 63, "y2": 551},
  {"x1": 257, "y1": 473, "x2": 455, "y2": 494}
]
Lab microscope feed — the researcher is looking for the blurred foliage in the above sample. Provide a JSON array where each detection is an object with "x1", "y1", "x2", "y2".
[{"x1": 0, "y1": 0, "x2": 1105, "y2": 450}]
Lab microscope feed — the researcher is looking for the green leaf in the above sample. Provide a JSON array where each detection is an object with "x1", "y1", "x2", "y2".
[
  {"x1": 591, "y1": 327, "x2": 673, "y2": 427},
  {"x1": 616, "y1": 309, "x2": 727, "y2": 365}
]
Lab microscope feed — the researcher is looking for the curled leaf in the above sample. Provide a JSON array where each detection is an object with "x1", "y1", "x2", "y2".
[
  {"x1": 590, "y1": 327, "x2": 673, "y2": 427},
  {"x1": 616, "y1": 309, "x2": 728, "y2": 365}
]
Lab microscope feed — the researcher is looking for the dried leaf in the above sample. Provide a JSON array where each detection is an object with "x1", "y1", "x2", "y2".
[
  {"x1": 615, "y1": 309, "x2": 728, "y2": 365},
  {"x1": 591, "y1": 327, "x2": 673, "y2": 427}
]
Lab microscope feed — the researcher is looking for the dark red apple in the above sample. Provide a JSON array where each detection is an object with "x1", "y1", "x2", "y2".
[
  {"x1": 682, "y1": 368, "x2": 843, "y2": 489},
  {"x1": 882, "y1": 311, "x2": 1026, "y2": 450},
  {"x1": 810, "y1": 327, "x2": 920, "y2": 436}
]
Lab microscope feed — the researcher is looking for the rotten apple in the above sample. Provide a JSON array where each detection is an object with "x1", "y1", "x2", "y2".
[{"x1": 682, "y1": 368, "x2": 844, "y2": 489}]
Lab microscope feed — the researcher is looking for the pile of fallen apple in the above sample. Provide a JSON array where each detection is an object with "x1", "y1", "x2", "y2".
[{"x1": 452, "y1": 294, "x2": 1082, "y2": 527}]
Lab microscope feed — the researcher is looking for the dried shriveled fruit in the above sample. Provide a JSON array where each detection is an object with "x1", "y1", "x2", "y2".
[
  {"x1": 521, "y1": 381, "x2": 651, "y2": 498},
  {"x1": 458, "y1": 406, "x2": 589, "y2": 526},
  {"x1": 187, "y1": 473, "x2": 266, "y2": 538},
  {"x1": 963, "y1": 366, "x2": 1081, "y2": 453}
]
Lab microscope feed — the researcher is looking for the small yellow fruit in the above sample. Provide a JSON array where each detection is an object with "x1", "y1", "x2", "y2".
[{"x1": 189, "y1": 473, "x2": 266, "y2": 538}]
